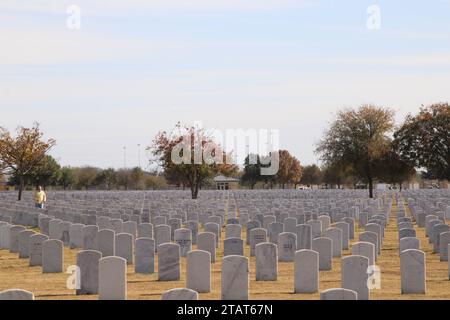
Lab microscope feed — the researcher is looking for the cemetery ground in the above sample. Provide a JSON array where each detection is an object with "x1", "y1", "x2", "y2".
[{"x1": 1, "y1": 199, "x2": 450, "y2": 300}]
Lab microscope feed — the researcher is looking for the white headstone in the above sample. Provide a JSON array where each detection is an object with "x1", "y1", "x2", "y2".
[
  {"x1": 197, "y1": 232, "x2": 216, "y2": 263},
  {"x1": 351, "y1": 241, "x2": 375, "y2": 266},
  {"x1": 174, "y1": 228, "x2": 192, "y2": 257},
  {"x1": 98, "y1": 229, "x2": 115, "y2": 257},
  {"x1": 29, "y1": 233, "x2": 49, "y2": 266},
  {"x1": 158, "y1": 243, "x2": 180, "y2": 281},
  {"x1": 135, "y1": 237, "x2": 155, "y2": 274},
  {"x1": 115, "y1": 233, "x2": 133, "y2": 265},
  {"x1": 278, "y1": 232, "x2": 297, "y2": 262},
  {"x1": 324, "y1": 227, "x2": 342, "y2": 257},
  {"x1": 162, "y1": 288, "x2": 198, "y2": 300},
  {"x1": 255, "y1": 242, "x2": 277, "y2": 281},
  {"x1": 294, "y1": 249, "x2": 319, "y2": 293},
  {"x1": 76, "y1": 250, "x2": 102, "y2": 295},
  {"x1": 400, "y1": 249, "x2": 426, "y2": 294},
  {"x1": 42, "y1": 239, "x2": 64, "y2": 273},
  {"x1": 18, "y1": 230, "x2": 35, "y2": 258},
  {"x1": 312, "y1": 237, "x2": 332, "y2": 271},
  {"x1": 0, "y1": 289, "x2": 34, "y2": 300},
  {"x1": 341, "y1": 255, "x2": 369, "y2": 300},
  {"x1": 186, "y1": 250, "x2": 211, "y2": 293},
  {"x1": 221, "y1": 255, "x2": 249, "y2": 300},
  {"x1": 99, "y1": 256, "x2": 127, "y2": 300},
  {"x1": 320, "y1": 288, "x2": 357, "y2": 300}
]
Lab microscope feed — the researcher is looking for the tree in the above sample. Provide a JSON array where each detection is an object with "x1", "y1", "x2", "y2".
[
  {"x1": 375, "y1": 147, "x2": 416, "y2": 190},
  {"x1": 116, "y1": 169, "x2": 131, "y2": 190},
  {"x1": 75, "y1": 167, "x2": 99, "y2": 190},
  {"x1": 150, "y1": 123, "x2": 237, "y2": 199},
  {"x1": 289, "y1": 156, "x2": 302, "y2": 188},
  {"x1": 7, "y1": 154, "x2": 61, "y2": 190},
  {"x1": 96, "y1": 168, "x2": 117, "y2": 190},
  {"x1": 274, "y1": 150, "x2": 302, "y2": 189},
  {"x1": 241, "y1": 154, "x2": 263, "y2": 189},
  {"x1": 130, "y1": 167, "x2": 145, "y2": 190},
  {"x1": 0, "y1": 170, "x2": 6, "y2": 190},
  {"x1": 301, "y1": 164, "x2": 322, "y2": 187},
  {"x1": 59, "y1": 167, "x2": 76, "y2": 190},
  {"x1": 27, "y1": 155, "x2": 61, "y2": 188},
  {"x1": 145, "y1": 174, "x2": 168, "y2": 190},
  {"x1": 316, "y1": 105, "x2": 394, "y2": 198},
  {"x1": 321, "y1": 162, "x2": 354, "y2": 189},
  {"x1": 394, "y1": 103, "x2": 450, "y2": 180},
  {"x1": 260, "y1": 154, "x2": 276, "y2": 189},
  {"x1": 163, "y1": 167, "x2": 188, "y2": 189},
  {"x1": 0, "y1": 123, "x2": 56, "y2": 200}
]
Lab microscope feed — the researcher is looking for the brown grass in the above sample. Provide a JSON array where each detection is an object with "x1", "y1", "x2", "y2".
[{"x1": 1, "y1": 198, "x2": 449, "y2": 300}]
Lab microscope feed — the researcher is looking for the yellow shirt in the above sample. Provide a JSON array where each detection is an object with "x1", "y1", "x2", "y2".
[{"x1": 34, "y1": 191, "x2": 47, "y2": 204}]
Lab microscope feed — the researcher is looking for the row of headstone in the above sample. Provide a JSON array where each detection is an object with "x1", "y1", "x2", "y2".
[
  {"x1": 397, "y1": 197, "x2": 427, "y2": 294},
  {"x1": 398, "y1": 195, "x2": 450, "y2": 292},
  {"x1": 0, "y1": 190, "x2": 412, "y2": 301},
  {"x1": 0, "y1": 222, "x2": 64, "y2": 273}
]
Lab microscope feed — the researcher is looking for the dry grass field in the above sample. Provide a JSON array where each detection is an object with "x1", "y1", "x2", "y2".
[{"x1": 1, "y1": 198, "x2": 449, "y2": 300}]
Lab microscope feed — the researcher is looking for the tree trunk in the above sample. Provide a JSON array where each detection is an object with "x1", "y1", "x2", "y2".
[
  {"x1": 368, "y1": 176, "x2": 374, "y2": 198},
  {"x1": 191, "y1": 184, "x2": 199, "y2": 199},
  {"x1": 18, "y1": 175, "x2": 25, "y2": 201}
]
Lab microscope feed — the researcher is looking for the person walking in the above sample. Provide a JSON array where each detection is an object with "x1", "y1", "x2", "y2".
[{"x1": 34, "y1": 186, "x2": 47, "y2": 209}]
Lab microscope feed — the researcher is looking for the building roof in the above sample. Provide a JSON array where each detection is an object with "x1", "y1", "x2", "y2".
[{"x1": 213, "y1": 175, "x2": 240, "y2": 183}]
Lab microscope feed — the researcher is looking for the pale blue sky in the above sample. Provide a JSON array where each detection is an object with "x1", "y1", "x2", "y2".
[{"x1": 1, "y1": 0, "x2": 449, "y2": 169}]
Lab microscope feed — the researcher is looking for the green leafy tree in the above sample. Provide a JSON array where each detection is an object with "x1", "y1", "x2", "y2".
[
  {"x1": 130, "y1": 167, "x2": 145, "y2": 190},
  {"x1": 394, "y1": 103, "x2": 450, "y2": 180},
  {"x1": 321, "y1": 162, "x2": 354, "y2": 189},
  {"x1": 260, "y1": 153, "x2": 276, "y2": 189},
  {"x1": 301, "y1": 164, "x2": 322, "y2": 187},
  {"x1": 96, "y1": 168, "x2": 117, "y2": 190},
  {"x1": 28, "y1": 155, "x2": 61, "y2": 188},
  {"x1": 75, "y1": 167, "x2": 99, "y2": 190},
  {"x1": 241, "y1": 154, "x2": 263, "y2": 189},
  {"x1": 375, "y1": 147, "x2": 416, "y2": 190},
  {"x1": 316, "y1": 105, "x2": 394, "y2": 198},
  {"x1": 59, "y1": 167, "x2": 76, "y2": 190},
  {"x1": 116, "y1": 168, "x2": 131, "y2": 190},
  {"x1": 7, "y1": 154, "x2": 61, "y2": 190},
  {"x1": 145, "y1": 174, "x2": 168, "y2": 190}
]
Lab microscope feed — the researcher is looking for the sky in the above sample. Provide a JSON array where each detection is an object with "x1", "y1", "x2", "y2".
[{"x1": 1, "y1": 0, "x2": 449, "y2": 170}]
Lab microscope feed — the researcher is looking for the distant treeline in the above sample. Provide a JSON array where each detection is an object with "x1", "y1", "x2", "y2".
[
  {"x1": 6, "y1": 159, "x2": 168, "y2": 191},
  {"x1": 1, "y1": 103, "x2": 448, "y2": 199}
]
